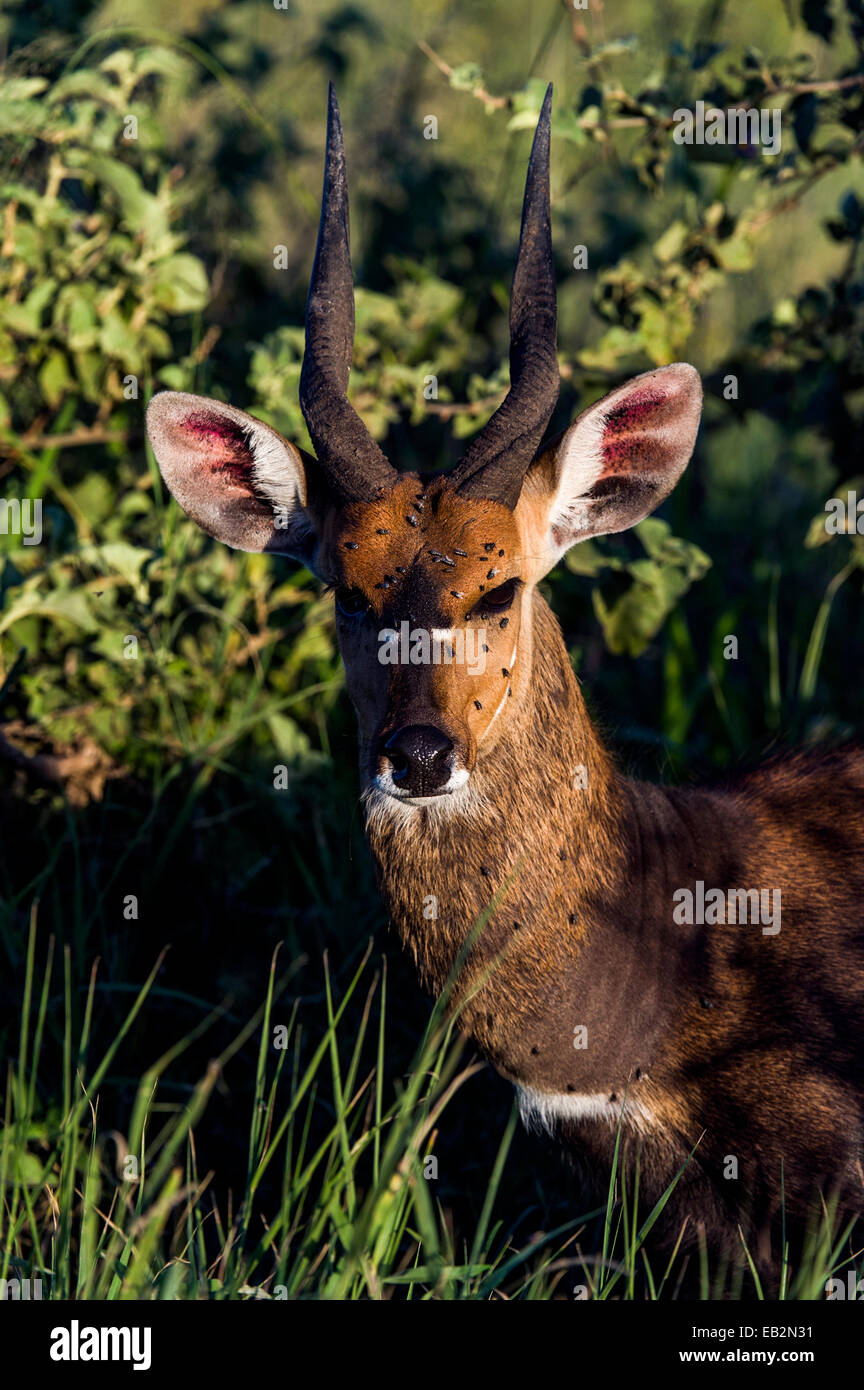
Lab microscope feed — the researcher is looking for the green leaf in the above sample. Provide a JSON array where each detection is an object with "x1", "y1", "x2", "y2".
[
  {"x1": 507, "y1": 109, "x2": 543, "y2": 133},
  {"x1": 577, "y1": 326, "x2": 642, "y2": 371},
  {"x1": 131, "y1": 47, "x2": 192, "y2": 82},
  {"x1": 0, "y1": 1141, "x2": 44, "y2": 1185},
  {"x1": 69, "y1": 473, "x2": 116, "y2": 525},
  {"x1": 99, "y1": 310, "x2": 141, "y2": 368},
  {"x1": 78, "y1": 542, "x2": 155, "y2": 598},
  {"x1": 148, "y1": 254, "x2": 210, "y2": 314},
  {"x1": 551, "y1": 108, "x2": 588, "y2": 145},
  {"x1": 0, "y1": 77, "x2": 48, "y2": 99},
  {"x1": 564, "y1": 539, "x2": 615, "y2": 577},
  {"x1": 38, "y1": 350, "x2": 74, "y2": 407},
  {"x1": 2, "y1": 280, "x2": 57, "y2": 338},
  {"x1": 713, "y1": 233, "x2": 755, "y2": 272},
  {"x1": 0, "y1": 588, "x2": 95, "y2": 637},
  {"x1": 0, "y1": 98, "x2": 47, "y2": 136},
  {"x1": 54, "y1": 288, "x2": 100, "y2": 352},
  {"x1": 65, "y1": 151, "x2": 170, "y2": 243},
  {"x1": 73, "y1": 350, "x2": 104, "y2": 402},
  {"x1": 592, "y1": 35, "x2": 638, "y2": 58},
  {"x1": 653, "y1": 221, "x2": 688, "y2": 264},
  {"x1": 49, "y1": 71, "x2": 124, "y2": 108},
  {"x1": 449, "y1": 62, "x2": 485, "y2": 92},
  {"x1": 268, "y1": 712, "x2": 310, "y2": 758},
  {"x1": 591, "y1": 521, "x2": 710, "y2": 656}
]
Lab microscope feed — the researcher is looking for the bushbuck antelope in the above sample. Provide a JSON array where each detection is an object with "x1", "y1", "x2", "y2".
[{"x1": 147, "y1": 85, "x2": 864, "y2": 1267}]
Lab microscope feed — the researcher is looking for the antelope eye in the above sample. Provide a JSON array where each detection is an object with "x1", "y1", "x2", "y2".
[
  {"x1": 335, "y1": 586, "x2": 369, "y2": 618},
  {"x1": 481, "y1": 579, "x2": 519, "y2": 612}
]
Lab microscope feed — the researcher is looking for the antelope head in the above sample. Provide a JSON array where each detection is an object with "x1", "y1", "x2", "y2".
[{"x1": 147, "y1": 85, "x2": 702, "y2": 810}]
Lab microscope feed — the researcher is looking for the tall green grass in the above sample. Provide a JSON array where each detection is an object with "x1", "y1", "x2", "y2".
[{"x1": 2, "y1": 908, "x2": 861, "y2": 1300}]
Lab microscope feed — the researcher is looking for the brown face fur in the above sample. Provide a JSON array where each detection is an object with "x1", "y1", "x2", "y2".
[{"x1": 314, "y1": 473, "x2": 536, "y2": 792}]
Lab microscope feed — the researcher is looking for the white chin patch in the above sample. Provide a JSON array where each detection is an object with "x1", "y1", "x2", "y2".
[
  {"x1": 362, "y1": 771, "x2": 486, "y2": 829},
  {"x1": 372, "y1": 766, "x2": 469, "y2": 805},
  {"x1": 517, "y1": 1085, "x2": 655, "y2": 1135}
]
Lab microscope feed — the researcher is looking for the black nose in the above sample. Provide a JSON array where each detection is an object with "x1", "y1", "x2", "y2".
[{"x1": 384, "y1": 725, "x2": 454, "y2": 796}]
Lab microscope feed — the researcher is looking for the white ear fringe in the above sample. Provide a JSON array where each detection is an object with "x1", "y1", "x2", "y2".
[
  {"x1": 243, "y1": 419, "x2": 303, "y2": 511},
  {"x1": 548, "y1": 405, "x2": 606, "y2": 542}
]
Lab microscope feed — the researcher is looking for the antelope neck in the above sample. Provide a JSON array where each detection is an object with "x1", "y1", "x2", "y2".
[{"x1": 364, "y1": 592, "x2": 704, "y2": 1096}]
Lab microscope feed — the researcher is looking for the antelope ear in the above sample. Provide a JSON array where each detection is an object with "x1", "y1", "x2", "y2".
[
  {"x1": 518, "y1": 364, "x2": 702, "y2": 575},
  {"x1": 146, "y1": 391, "x2": 317, "y2": 564}
]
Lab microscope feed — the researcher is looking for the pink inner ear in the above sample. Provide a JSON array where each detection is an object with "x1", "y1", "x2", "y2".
[
  {"x1": 601, "y1": 390, "x2": 669, "y2": 473},
  {"x1": 185, "y1": 411, "x2": 254, "y2": 491}
]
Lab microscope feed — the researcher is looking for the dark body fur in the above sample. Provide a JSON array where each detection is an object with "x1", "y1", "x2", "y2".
[{"x1": 364, "y1": 591, "x2": 864, "y2": 1260}]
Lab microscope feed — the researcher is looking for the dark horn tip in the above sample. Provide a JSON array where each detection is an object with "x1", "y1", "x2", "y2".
[
  {"x1": 534, "y1": 83, "x2": 553, "y2": 150},
  {"x1": 326, "y1": 82, "x2": 344, "y2": 146},
  {"x1": 535, "y1": 83, "x2": 552, "y2": 135}
]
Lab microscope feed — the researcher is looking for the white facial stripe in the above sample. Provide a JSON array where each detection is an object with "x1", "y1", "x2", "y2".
[
  {"x1": 478, "y1": 681, "x2": 510, "y2": 745},
  {"x1": 476, "y1": 622, "x2": 521, "y2": 747}
]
